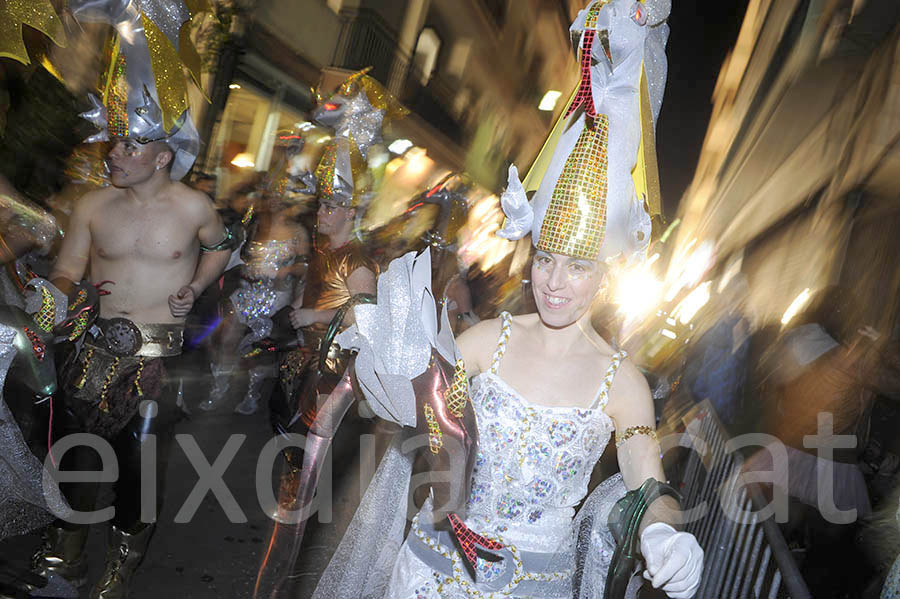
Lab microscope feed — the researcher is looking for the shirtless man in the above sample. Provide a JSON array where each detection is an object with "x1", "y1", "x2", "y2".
[{"x1": 34, "y1": 138, "x2": 232, "y2": 597}]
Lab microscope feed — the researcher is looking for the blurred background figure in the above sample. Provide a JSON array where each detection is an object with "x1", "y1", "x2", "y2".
[
  {"x1": 682, "y1": 274, "x2": 752, "y2": 434},
  {"x1": 190, "y1": 171, "x2": 219, "y2": 203},
  {"x1": 380, "y1": 173, "x2": 479, "y2": 334},
  {"x1": 202, "y1": 183, "x2": 310, "y2": 414},
  {"x1": 743, "y1": 286, "x2": 900, "y2": 598}
]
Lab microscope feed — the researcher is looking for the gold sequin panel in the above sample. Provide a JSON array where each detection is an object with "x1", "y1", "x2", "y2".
[{"x1": 537, "y1": 114, "x2": 610, "y2": 260}]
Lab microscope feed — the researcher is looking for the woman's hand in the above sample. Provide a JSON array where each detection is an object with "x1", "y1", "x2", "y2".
[{"x1": 640, "y1": 523, "x2": 703, "y2": 598}]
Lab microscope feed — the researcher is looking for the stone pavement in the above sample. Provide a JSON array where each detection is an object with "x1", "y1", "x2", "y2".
[{"x1": 0, "y1": 369, "x2": 373, "y2": 599}]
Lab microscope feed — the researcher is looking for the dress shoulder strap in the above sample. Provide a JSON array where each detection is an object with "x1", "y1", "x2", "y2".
[
  {"x1": 489, "y1": 312, "x2": 513, "y2": 374},
  {"x1": 590, "y1": 349, "x2": 628, "y2": 410}
]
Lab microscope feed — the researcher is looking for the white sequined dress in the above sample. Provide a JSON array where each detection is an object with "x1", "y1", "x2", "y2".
[{"x1": 386, "y1": 312, "x2": 627, "y2": 598}]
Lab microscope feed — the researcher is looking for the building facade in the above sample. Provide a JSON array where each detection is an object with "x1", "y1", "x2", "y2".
[
  {"x1": 198, "y1": 0, "x2": 587, "y2": 195},
  {"x1": 670, "y1": 0, "x2": 900, "y2": 333}
]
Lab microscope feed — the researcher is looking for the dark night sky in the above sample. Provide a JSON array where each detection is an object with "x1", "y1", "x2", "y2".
[{"x1": 655, "y1": 0, "x2": 750, "y2": 218}]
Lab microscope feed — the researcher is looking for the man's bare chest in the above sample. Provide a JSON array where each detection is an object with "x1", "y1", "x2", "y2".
[{"x1": 92, "y1": 204, "x2": 197, "y2": 262}]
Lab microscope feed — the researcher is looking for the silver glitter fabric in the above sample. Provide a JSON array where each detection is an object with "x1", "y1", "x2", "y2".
[
  {"x1": 643, "y1": 0, "x2": 671, "y2": 127},
  {"x1": 336, "y1": 250, "x2": 438, "y2": 428},
  {"x1": 339, "y1": 91, "x2": 385, "y2": 161},
  {"x1": 231, "y1": 280, "x2": 282, "y2": 322},
  {"x1": 230, "y1": 239, "x2": 298, "y2": 324},
  {"x1": 311, "y1": 436, "x2": 416, "y2": 599},
  {"x1": 136, "y1": 0, "x2": 190, "y2": 48},
  {"x1": 0, "y1": 324, "x2": 71, "y2": 540},
  {"x1": 565, "y1": 474, "x2": 632, "y2": 599},
  {"x1": 241, "y1": 239, "x2": 297, "y2": 280}
]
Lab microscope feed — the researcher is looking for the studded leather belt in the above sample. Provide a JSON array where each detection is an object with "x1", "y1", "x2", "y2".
[{"x1": 95, "y1": 318, "x2": 184, "y2": 358}]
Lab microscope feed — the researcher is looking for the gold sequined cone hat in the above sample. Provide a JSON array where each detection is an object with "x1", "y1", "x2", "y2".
[
  {"x1": 72, "y1": 0, "x2": 212, "y2": 180},
  {"x1": 497, "y1": 0, "x2": 669, "y2": 264}
]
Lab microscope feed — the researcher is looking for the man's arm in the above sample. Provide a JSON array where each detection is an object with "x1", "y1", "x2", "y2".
[
  {"x1": 49, "y1": 193, "x2": 96, "y2": 294},
  {"x1": 290, "y1": 265, "x2": 375, "y2": 329},
  {"x1": 192, "y1": 193, "x2": 231, "y2": 291},
  {"x1": 169, "y1": 193, "x2": 230, "y2": 317}
]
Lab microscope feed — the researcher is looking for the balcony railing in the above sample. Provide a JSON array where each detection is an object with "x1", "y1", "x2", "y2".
[
  {"x1": 332, "y1": 8, "x2": 406, "y2": 93},
  {"x1": 332, "y1": 9, "x2": 465, "y2": 145}
]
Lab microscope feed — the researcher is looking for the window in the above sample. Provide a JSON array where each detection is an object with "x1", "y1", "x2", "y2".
[{"x1": 413, "y1": 28, "x2": 442, "y2": 85}]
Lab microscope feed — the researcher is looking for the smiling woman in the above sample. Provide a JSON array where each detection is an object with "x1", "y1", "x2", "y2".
[
  {"x1": 531, "y1": 250, "x2": 607, "y2": 328},
  {"x1": 307, "y1": 2, "x2": 704, "y2": 598}
]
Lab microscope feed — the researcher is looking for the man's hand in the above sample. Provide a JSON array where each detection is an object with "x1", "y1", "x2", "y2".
[
  {"x1": 640, "y1": 523, "x2": 703, "y2": 598},
  {"x1": 290, "y1": 308, "x2": 318, "y2": 329},
  {"x1": 168, "y1": 285, "x2": 197, "y2": 317}
]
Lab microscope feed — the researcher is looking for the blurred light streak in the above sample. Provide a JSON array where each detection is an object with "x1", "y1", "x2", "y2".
[
  {"x1": 781, "y1": 288, "x2": 812, "y2": 326},
  {"x1": 614, "y1": 266, "x2": 664, "y2": 323},
  {"x1": 672, "y1": 281, "x2": 711, "y2": 324},
  {"x1": 717, "y1": 251, "x2": 744, "y2": 293},
  {"x1": 681, "y1": 240, "x2": 715, "y2": 288},
  {"x1": 660, "y1": 329, "x2": 677, "y2": 340},
  {"x1": 539, "y1": 90, "x2": 562, "y2": 111},
  {"x1": 119, "y1": 20, "x2": 136, "y2": 44},
  {"x1": 230, "y1": 152, "x2": 255, "y2": 168},
  {"x1": 658, "y1": 218, "x2": 680, "y2": 243},
  {"x1": 458, "y1": 193, "x2": 513, "y2": 271},
  {"x1": 388, "y1": 138, "x2": 414, "y2": 154},
  {"x1": 229, "y1": 83, "x2": 241, "y2": 89}
]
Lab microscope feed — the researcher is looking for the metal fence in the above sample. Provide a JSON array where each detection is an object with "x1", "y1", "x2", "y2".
[{"x1": 677, "y1": 400, "x2": 812, "y2": 599}]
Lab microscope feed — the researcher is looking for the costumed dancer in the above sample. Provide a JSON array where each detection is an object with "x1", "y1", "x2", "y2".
[
  {"x1": 270, "y1": 68, "x2": 408, "y2": 435},
  {"x1": 201, "y1": 135, "x2": 312, "y2": 415},
  {"x1": 0, "y1": 295, "x2": 77, "y2": 597},
  {"x1": 253, "y1": 70, "x2": 409, "y2": 598},
  {"x1": 0, "y1": 177, "x2": 63, "y2": 308},
  {"x1": 31, "y1": 1, "x2": 236, "y2": 596},
  {"x1": 308, "y1": 1, "x2": 703, "y2": 597},
  {"x1": 402, "y1": 174, "x2": 480, "y2": 335}
]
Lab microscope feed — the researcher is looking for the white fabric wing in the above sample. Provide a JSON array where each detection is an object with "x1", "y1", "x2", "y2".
[{"x1": 336, "y1": 249, "x2": 458, "y2": 428}]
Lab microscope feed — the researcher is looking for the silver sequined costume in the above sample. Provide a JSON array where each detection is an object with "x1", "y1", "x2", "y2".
[
  {"x1": 230, "y1": 239, "x2": 302, "y2": 348},
  {"x1": 384, "y1": 312, "x2": 628, "y2": 598}
]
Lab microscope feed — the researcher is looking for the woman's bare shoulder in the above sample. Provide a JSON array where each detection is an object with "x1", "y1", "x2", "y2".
[
  {"x1": 605, "y1": 356, "x2": 653, "y2": 421},
  {"x1": 456, "y1": 316, "x2": 504, "y2": 375}
]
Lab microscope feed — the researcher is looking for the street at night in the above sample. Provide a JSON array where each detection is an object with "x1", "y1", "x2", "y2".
[{"x1": 1, "y1": 1, "x2": 899, "y2": 598}]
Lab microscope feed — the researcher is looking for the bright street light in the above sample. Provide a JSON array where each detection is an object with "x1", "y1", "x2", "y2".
[{"x1": 230, "y1": 152, "x2": 255, "y2": 168}]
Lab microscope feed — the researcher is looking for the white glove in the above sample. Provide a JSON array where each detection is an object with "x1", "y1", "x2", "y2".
[
  {"x1": 640, "y1": 522, "x2": 703, "y2": 599},
  {"x1": 495, "y1": 164, "x2": 533, "y2": 240}
]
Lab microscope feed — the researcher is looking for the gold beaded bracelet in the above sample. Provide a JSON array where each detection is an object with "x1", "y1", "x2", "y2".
[{"x1": 615, "y1": 425, "x2": 658, "y2": 448}]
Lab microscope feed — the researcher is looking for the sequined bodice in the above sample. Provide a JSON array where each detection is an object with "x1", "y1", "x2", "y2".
[
  {"x1": 463, "y1": 313, "x2": 624, "y2": 553},
  {"x1": 242, "y1": 239, "x2": 298, "y2": 280}
]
